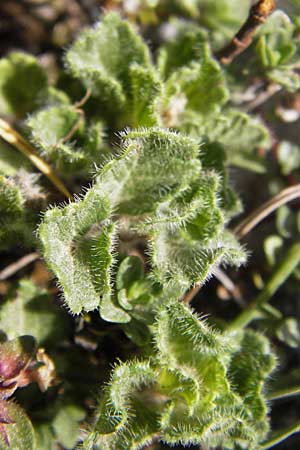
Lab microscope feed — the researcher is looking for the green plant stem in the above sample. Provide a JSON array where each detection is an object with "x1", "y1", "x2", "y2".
[
  {"x1": 267, "y1": 385, "x2": 300, "y2": 401},
  {"x1": 261, "y1": 422, "x2": 300, "y2": 449},
  {"x1": 228, "y1": 243, "x2": 300, "y2": 331}
]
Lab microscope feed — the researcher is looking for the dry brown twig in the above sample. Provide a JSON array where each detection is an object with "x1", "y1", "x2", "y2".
[
  {"x1": 216, "y1": 0, "x2": 275, "y2": 65},
  {"x1": 0, "y1": 252, "x2": 40, "y2": 281},
  {"x1": 234, "y1": 184, "x2": 300, "y2": 238}
]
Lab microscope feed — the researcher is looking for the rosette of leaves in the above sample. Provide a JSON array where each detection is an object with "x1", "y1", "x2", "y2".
[
  {"x1": 39, "y1": 128, "x2": 245, "y2": 319},
  {"x1": 83, "y1": 302, "x2": 276, "y2": 450}
]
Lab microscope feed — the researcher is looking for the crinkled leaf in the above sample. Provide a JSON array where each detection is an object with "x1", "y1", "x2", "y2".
[
  {"x1": 86, "y1": 303, "x2": 276, "y2": 450},
  {"x1": 150, "y1": 173, "x2": 245, "y2": 285},
  {"x1": 256, "y1": 11, "x2": 300, "y2": 91},
  {"x1": 27, "y1": 105, "x2": 100, "y2": 174},
  {"x1": 91, "y1": 128, "x2": 200, "y2": 215},
  {"x1": 39, "y1": 189, "x2": 114, "y2": 314},
  {"x1": 65, "y1": 12, "x2": 161, "y2": 127},
  {"x1": 158, "y1": 22, "x2": 228, "y2": 126}
]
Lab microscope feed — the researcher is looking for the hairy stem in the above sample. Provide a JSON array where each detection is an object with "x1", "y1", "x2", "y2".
[
  {"x1": 233, "y1": 184, "x2": 300, "y2": 238},
  {"x1": 228, "y1": 243, "x2": 300, "y2": 331}
]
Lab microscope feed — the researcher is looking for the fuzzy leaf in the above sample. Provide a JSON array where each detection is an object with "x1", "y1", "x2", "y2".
[
  {"x1": 85, "y1": 303, "x2": 276, "y2": 450},
  {"x1": 91, "y1": 128, "x2": 201, "y2": 216},
  {"x1": 0, "y1": 175, "x2": 39, "y2": 251},
  {"x1": 39, "y1": 189, "x2": 114, "y2": 314},
  {"x1": 161, "y1": 24, "x2": 228, "y2": 125},
  {"x1": 150, "y1": 174, "x2": 246, "y2": 285},
  {"x1": 65, "y1": 12, "x2": 161, "y2": 127},
  {"x1": 27, "y1": 105, "x2": 103, "y2": 174},
  {"x1": 158, "y1": 22, "x2": 209, "y2": 78},
  {"x1": 0, "y1": 52, "x2": 47, "y2": 117},
  {"x1": 0, "y1": 175, "x2": 24, "y2": 220}
]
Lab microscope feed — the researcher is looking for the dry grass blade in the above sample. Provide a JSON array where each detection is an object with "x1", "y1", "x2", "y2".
[
  {"x1": 0, "y1": 252, "x2": 39, "y2": 280},
  {"x1": 0, "y1": 118, "x2": 73, "y2": 199},
  {"x1": 234, "y1": 184, "x2": 300, "y2": 238}
]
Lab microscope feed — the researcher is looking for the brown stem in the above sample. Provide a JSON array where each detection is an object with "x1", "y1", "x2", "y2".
[
  {"x1": 244, "y1": 82, "x2": 281, "y2": 112},
  {"x1": 216, "y1": 0, "x2": 275, "y2": 65},
  {"x1": 182, "y1": 284, "x2": 201, "y2": 304}
]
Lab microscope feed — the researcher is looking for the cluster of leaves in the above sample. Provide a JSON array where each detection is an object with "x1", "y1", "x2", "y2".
[
  {"x1": 0, "y1": 1, "x2": 300, "y2": 449},
  {"x1": 85, "y1": 302, "x2": 276, "y2": 450}
]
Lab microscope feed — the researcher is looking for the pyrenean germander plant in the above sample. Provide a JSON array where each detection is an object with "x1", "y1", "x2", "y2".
[{"x1": 0, "y1": 1, "x2": 300, "y2": 449}]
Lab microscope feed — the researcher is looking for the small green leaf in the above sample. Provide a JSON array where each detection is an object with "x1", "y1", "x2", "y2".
[
  {"x1": 39, "y1": 189, "x2": 113, "y2": 314},
  {"x1": 0, "y1": 175, "x2": 24, "y2": 220},
  {"x1": 161, "y1": 24, "x2": 228, "y2": 124},
  {"x1": 190, "y1": 108, "x2": 270, "y2": 172},
  {"x1": 117, "y1": 256, "x2": 144, "y2": 291},
  {"x1": 264, "y1": 235, "x2": 284, "y2": 266},
  {"x1": 277, "y1": 140, "x2": 300, "y2": 175},
  {"x1": 0, "y1": 52, "x2": 47, "y2": 117},
  {"x1": 0, "y1": 279, "x2": 71, "y2": 346},
  {"x1": 90, "y1": 127, "x2": 201, "y2": 216},
  {"x1": 52, "y1": 404, "x2": 85, "y2": 450},
  {"x1": 276, "y1": 317, "x2": 300, "y2": 348},
  {"x1": 34, "y1": 424, "x2": 54, "y2": 450}
]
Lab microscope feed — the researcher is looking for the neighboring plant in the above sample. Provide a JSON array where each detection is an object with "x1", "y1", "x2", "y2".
[{"x1": 0, "y1": 2, "x2": 300, "y2": 449}]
